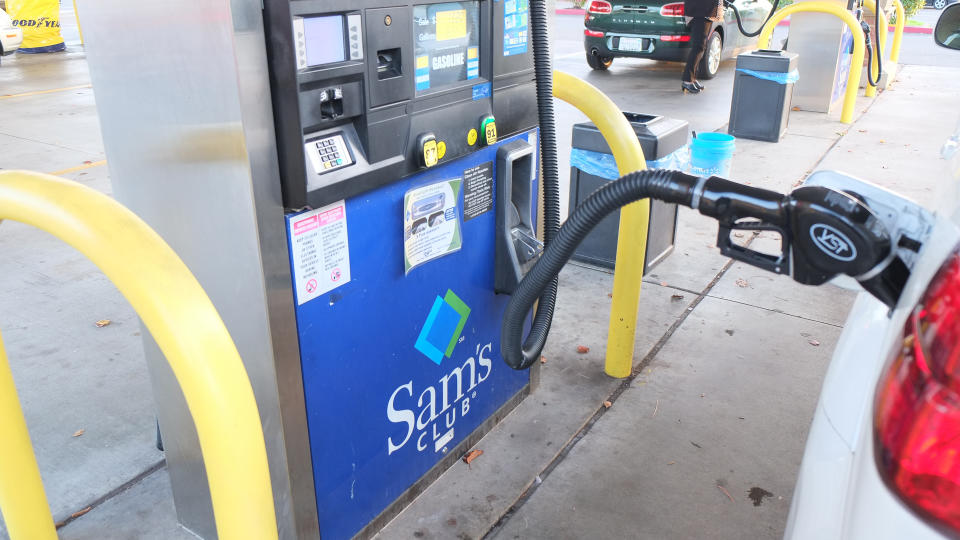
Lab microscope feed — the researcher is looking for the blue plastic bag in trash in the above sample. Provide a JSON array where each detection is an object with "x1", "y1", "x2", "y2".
[
  {"x1": 570, "y1": 144, "x2": 690, "y2": 180},
  {"x1": 735, "y1": 68, "x2": 799, "y2": 85}
]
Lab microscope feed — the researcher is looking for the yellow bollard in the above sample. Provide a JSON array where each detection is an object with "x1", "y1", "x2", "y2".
[
  {"x1": 758, "y1": 2, "x2": 866, "y2": 124},
  {"x1": 0, "y1": 171, "x2": 277, "y2": 540},
  {"x1": 0, "y1": 329, "x2": 57, "y2": 540},
  {"x1": 72, "y1": 0, "x2": 84, "y2": 46},
  {"x1": 863, "y1": 2, "x2": 888, "y2": 97},
  {"x1": 552, "y1": 72, "x2": 648, "y2": 378}
]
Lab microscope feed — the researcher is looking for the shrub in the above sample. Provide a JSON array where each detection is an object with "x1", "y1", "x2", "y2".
[{"x1": 897, "y1": 0, "x2": 925, "y2": 19}]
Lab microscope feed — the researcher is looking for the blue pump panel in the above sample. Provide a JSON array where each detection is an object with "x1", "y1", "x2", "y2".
[{"x1": 287, "y1": 130, "x2": 538, "y2": 540}]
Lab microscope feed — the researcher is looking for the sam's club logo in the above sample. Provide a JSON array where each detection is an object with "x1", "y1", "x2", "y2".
[{"x1": 415, "y1": 290, "x2": 471, "y2": 365}]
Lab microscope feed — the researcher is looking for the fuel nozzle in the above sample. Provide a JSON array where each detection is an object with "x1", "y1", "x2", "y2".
[
  {"x1": 501, "y1": 169, "x2": 915, "y2": 370},
  {"x1": 692, "y1": 176, "x2": 907, "y2": 308}
]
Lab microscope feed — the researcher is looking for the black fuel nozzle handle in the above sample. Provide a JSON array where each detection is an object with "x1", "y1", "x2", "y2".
[
  {"x1": 694, "y1": 177, "x2": 792, "y2": 275},
  {"x1": 691, "y1": 176, "x2": 900, "y2": 306}
]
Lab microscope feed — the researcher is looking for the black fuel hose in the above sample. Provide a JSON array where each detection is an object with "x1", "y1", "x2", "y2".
[
  {"x1": 869, "y1": 0, "x2": 883, "y2": 86},
  {"x1": 509, "y1": 0, "x2": 560, "y2": 370},
  {"x1": 501, "y1": 169, "x2": 701, "y2": 370},
  {"x1": 864, "y1": 38, "x2": 877, "y2": 86},
  {"x1": 725, "y1": 0, "x2": 782, "y2": 38}
]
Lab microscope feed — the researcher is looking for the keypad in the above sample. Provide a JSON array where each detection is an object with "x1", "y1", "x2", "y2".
[{"x1": 308, "y1": 133, "x2": 353, "y2": 173}]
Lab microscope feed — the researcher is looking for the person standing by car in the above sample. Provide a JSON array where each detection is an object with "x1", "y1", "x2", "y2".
[{"x1": 682, "y1": 0, "x2": 724, "y2": 93}]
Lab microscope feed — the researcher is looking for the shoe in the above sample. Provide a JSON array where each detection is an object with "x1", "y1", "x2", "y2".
[
  {"x1": 694, "y1": 81, "x2": 704, "y2": 91},
  {"x1": 681, "y1": 82, "x2": 700, "y2": 94}
]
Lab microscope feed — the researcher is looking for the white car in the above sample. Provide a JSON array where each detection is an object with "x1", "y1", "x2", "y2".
[
  {"x1": 1, "y1": 7, "x2": 23, "y2": 61},
  {"x1": 785, "y1": 6, "x2": 960, "y2": 539}
]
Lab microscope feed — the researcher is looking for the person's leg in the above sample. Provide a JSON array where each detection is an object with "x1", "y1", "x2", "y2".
[{"x1": 682, "y1": 18, "x2": 711, "y2": 83}]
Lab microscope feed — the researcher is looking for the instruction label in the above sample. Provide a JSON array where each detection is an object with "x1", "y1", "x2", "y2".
[
  {"x1": 404, "y1": 180, "x2": 462, "y2": 274},
  {"x1": 289, "y1": 201, "x2": 351, "y2": 305},
  {"x1": 463, "y1": 162, "x2": 494, "y2": 221},
  {"x1": 503, "y1": 0, "x2": 529, "y2": 56}
]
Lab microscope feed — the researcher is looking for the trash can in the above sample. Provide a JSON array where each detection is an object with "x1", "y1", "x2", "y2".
[
  {"x1": 568, "y1": 113, "x2": 688, "y2": 271},
  {"x1": 728, "y1": 50, "x2": 800, "y2": 143}
]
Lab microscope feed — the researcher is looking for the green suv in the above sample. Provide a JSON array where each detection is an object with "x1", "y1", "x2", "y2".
[{"x1": 583, "y1": 0, "x2": 772, "y2": 79}]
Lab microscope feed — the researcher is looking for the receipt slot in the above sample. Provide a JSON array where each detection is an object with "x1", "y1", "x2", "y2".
[{"x1": 80, "y1": 0, "x2": 540, "y2": 538}]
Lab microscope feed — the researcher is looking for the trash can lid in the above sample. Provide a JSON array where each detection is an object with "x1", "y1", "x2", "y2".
[
  {"x1": 572, "y1": 113, "x2": 689, "y2": 160},
  {"x1": 735, "y1": 49, "x2": 799, "y2": 73}
]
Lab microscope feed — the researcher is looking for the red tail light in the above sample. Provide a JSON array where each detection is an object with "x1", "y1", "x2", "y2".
[
  {"x1": 587, "y1": 0, "x2": 613, "y2": 14},
  {"x1": 660, "y1": 3, "x2": 685, "y2": 16},
  {"x1": 875, "y1": 250, "x2": 960, "y2": 535},
  {"x1": 584, "y1": 29, "x2": 605, "y2": 37},
  {"x1": 660, "y1": 34, "x2": 691, "y2": 42}
]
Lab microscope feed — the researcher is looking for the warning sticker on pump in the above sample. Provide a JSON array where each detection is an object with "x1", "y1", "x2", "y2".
[
  {"x1": 404, "y1": 179, "x2": 462, "y2": 274},
  {"x1": 289, "y1": 201, "x2": 351, "y2": 305},
  {"x1": 463, "y1": 162, "x2": 493, "y2": 221}
]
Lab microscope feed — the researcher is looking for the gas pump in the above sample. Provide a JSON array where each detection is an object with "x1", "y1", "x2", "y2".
[
  {"x1": 261, "y1": 1, "x2": 563, "y2": 538},
  {"x1": 264, "y1": 2, "x2": 553, "y2": 537}
]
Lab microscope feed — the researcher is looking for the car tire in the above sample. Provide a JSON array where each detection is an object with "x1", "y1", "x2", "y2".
[
  {"x1": 586, "y1": 53, "x2": 613, "y2": 70},
  {"x1": 697, "y1": 32, "x2": 722, "y2": 80},
  {"x1": 935, "y1": 0, "x2": 946, "y2": 8}
]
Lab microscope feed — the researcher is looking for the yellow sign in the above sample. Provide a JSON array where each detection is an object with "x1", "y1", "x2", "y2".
[
  {"x1": 7, "y1": 0, "x2": 65, "y2": 52},
  {"x1": 467, "y1": 129, "x2": 478, "y2": 146},
  {"x1": 435, "y1": 9, "x2": 467, "y2": 41},
  {"x1": 416, "y1": 55, "x2": 429, "y2": 69},
  {"x1": 483, "y1": 121, "x2": 497, "y2": 145},
  {"x1": 422, "y1": 139, "x2": 438, "y2": 167}
]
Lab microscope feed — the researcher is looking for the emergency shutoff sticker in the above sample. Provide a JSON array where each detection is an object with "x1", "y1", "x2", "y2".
[{"x1": 289, "y1": 201, "x2": 351, "y2": 305}]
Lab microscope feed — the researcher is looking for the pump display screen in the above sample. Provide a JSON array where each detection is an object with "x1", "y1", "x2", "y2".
[
  {"x1": 304, "y1": 15, "x2": 346, "y2": 66},
  {"x1": 413, "y1": 2, "x2": 481, "y2": 92}
]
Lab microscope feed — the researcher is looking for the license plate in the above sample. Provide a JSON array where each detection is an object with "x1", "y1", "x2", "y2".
[{"x1": 619, "y1": 37, "x2": 648, "y2": 52}]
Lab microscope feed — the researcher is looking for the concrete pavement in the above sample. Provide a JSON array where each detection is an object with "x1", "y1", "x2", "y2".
[{"x1": 1, "y1": 4, "x2": 959, "y2": 539}]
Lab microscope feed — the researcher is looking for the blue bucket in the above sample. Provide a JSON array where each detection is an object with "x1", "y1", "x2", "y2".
[{"x1": 690, "y1": 133, "x2": 735, "y2": 177}]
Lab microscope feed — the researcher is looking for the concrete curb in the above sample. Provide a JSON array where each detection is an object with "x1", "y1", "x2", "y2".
[{"x1": 556, "y1": 7, "x2": 933, "y2": 34}]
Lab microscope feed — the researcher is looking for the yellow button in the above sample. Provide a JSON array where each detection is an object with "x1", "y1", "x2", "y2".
[
  {"x1": 467, "y1": 128, "x2": 478, "y2": 146},
  {"x1": 423, "y1": 139, "x2": 438, "y2": 167},
  {"x1": 437, "y1": 141, "x2": 447, "y2": 159}
]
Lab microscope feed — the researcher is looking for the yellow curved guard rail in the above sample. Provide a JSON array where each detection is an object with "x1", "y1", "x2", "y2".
[
  {"x1": 862, "y1": 1, "x2": 888, "y2": 97},
  {"x1": 890, "y1": 0, "x2": 905, "y2": 64},
  {"x1": 0, "y1": 328, "x2": 55, "y2": 539},
  {"x1": 553, "y1": 71, "x2": 648, "y2": 378},
  {"x1": 759, "y1": 2, "x2": 866, "y2": 124},
  {"x1": 0, "y1": 171, "x2": 277, "y2": 540}
]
